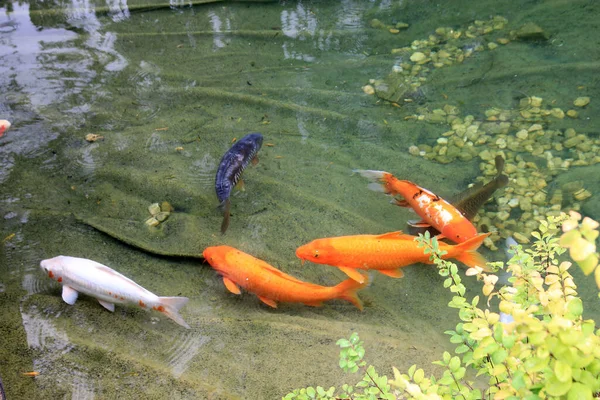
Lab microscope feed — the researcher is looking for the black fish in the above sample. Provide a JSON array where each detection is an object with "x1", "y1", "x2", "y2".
[
  {"x1": 215, "y1": 133, "x2": 263, "y2": 234},
  {"x1": 407, "y1": 155, "x2": 508, "y2": 236},
  {"x1": 0, "y1": 373, "x2": 5, "y2": 400}
]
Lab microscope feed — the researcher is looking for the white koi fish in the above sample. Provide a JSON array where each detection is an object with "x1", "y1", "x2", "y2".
[{"x1": 40, "y1": 255, "x2": 190, "y2": 329}]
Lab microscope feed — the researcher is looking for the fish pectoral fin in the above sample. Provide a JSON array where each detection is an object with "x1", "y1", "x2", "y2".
[
  {"x1": 223, "y1": 277, "x2": 241, "y2": 295},
  {"x1": 378, "y1": 269, "x2": 405, "y2": 278},
  {"x1": 235, "y1": 179, "x2": 245, "y2": 191},
  {"x1": 98, "y1": 300, "x2": 115, "y2": 312},
  {"x1": 61, "y1": 286, "x2": 79, "y2": 305},
  {"x1": 257, "y1": 296, "x2": 277, "y2": 308},
  {"x1": 337, "y1": 267, "x2": 366, "y2": 284},
  {"x1": 251, "y1": 155, "x2": 259, "y2": 165},
  {"x1": 394, "y1": 198, "x2": 410, "y2": 207},
  {"x1": 407, "y1": 219, "x2": 430, "y2": 228}
]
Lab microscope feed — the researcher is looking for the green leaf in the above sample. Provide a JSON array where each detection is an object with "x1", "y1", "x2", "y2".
[
  {"x1": 455, "y1": 344, "x2": 470, "y2": 354},
  {"x1": 502, "y1": 334, "x2": 516, "y2": 349},
  {"x1": 306, "y1": 387, "x2": 316, "y2": 398},
  {"x1": 567, "y1": 382, "x2": 593, "y2": 400},
  {"x1": 414, "y1": 368, "x2": 424, "y2": 384},
  {"x1": 316, "y1": 386, "x2": 326, "y2": 397},
  {"x1": 491, "y1": 349, "x2": 508, "y2": 365},
  {"x1": 545, "y1": 376, "x2": 572, "y2": 396},
  {"x1": 454, "y1": 367, "x2": 466, "y2": 380},
  {"x1": 336, "y1": 339, "x2": 350, "y2": 348},
  {"x1": 442, "y1": 351, "x2": 451, "y2": 365},
  {"x1": 408, "y1": 364, "x2": 416, "y2": 378},
  {"x1": 566, "y1": 297, "x2": 583, "y2": 318},
  {"x1": 511, "y1": 371, "x2": 526, "y2": 390},
  {"x1": 554, "y1": 360, "x2": 572, "y2": 382},
  {"x1": 524, "y1": 356, "x2": 548, "y2": 373},
  {"x1": 448, "y1": 356, "x2": 461, "y2": 372},
  {"x1": 450, "y1": 334, "x2": 464, "y2": 344}
]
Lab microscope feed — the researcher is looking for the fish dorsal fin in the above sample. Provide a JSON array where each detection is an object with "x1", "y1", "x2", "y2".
[
  {"x1": 255, "y1": 261, "x2": 308, "y2": 285},
  {"x1": 223, "y1": 277, "x2": 241, "y2": 294},
  {"x1": 258, "y1": 296, "x2": 277, "y2": 308},
  {"x1": 61, "y1": 286, "x2": 78, "y2": 305},
  {"x1": 375, "y1": 231, "x2": 415, "y2": 240},
  {"x1": 337, "y1": 267, "x2": 366, "y2": 283},
  {"x1": 378, "y1": 269, "x2": 405, "y2": 278},
  {"x1": 98, "y1": 300, "x2": 115, "y2": 312}
]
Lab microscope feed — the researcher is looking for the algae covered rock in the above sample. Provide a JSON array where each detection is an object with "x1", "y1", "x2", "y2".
[{"x1": 513, "y1": 22, "x2": 549, "y2": 41}]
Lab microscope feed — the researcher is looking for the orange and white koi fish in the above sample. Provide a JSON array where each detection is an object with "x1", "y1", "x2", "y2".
[
  {"x1": 203, "y1": 245, "x2": 367, "y2": 310},
  {"x1": 40, "y1": 256, "x2": 190, "y2": 328},
  {"x1": 354, "y1": 170, "x2": 477, "y2": 243},
  {"x1": 0, "y1": 120, "x2": 10, "y2": 138},
  {"x1": 296, "y1": 231, "x2": 490, "y2": 283}
]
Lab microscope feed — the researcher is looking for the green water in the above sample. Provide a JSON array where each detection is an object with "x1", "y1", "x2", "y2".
[{"x1": 1, "y1": 0, "x2": 599, "y2": 398}]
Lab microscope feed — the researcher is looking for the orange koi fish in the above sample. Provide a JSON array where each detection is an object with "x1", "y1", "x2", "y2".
[
  {"x1": 296, "y1": 231, "x2": 490, "y2": 283},
  {"x1": 203, "y1": 245, "x2": 367, "y2": 310},
  {"x1": 0, "y1": 120, "x2": 10, "y2": 138},
  {"x1": 354, "y1": 170, "x2": 477, "y2": 243}
]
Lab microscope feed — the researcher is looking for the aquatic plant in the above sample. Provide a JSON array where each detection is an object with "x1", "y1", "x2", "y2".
[{"x1": 284, "y1": 212, "x2": 600, "y2": 399}]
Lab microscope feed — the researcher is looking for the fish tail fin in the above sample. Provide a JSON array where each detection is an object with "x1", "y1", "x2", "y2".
[
  {"x1": 157, "y1": 296, "x2": 191, "y2": 329},
  {"x1": 220, "y1": 199, "x2": 231, "y2": 234},
  {"x1": 334, "y1": 275, "x2": 369, "y2": 311},
  {"x1": 353, "y1": 169, "x2": 395, "y2": 194},
  {"x1": 452, "y1": 233, "x2": 491, "y2": 271}
]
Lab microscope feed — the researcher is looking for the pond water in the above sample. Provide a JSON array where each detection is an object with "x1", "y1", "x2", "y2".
[{"x1": 1, "y1": 0, "x2": 599, "y2": 398}]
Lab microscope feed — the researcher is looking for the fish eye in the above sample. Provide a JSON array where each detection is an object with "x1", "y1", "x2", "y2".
[{"x1": 313, "y1": 251, "x2": 319, "y2": 258}]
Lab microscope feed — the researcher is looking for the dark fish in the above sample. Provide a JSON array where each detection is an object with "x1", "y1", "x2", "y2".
[
  {"x1": 407, "y1": 155, "x2": 508, "y2": 236},
  {"x1": 215, "y1": 133, "x2": 263, "y2": 234}
]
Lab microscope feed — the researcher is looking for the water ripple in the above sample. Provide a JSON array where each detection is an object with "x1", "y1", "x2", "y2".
[
  {"x1": 186, "y1": 152, "x2": 218, "y2": 191},
  {"x1": 164, "y1": 330, "x2": 210, "y2": 378}
]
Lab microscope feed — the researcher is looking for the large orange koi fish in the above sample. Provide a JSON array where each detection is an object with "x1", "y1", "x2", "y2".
[
  {"x1": 355, "y1": 170, "x2": 477, "y2": 243},
  {"x1": 296, "y1": 231, "x2": 490, "y2": 283},
  {"x1": 203, "y1": 245, "x2": 368, "y2": 310}
]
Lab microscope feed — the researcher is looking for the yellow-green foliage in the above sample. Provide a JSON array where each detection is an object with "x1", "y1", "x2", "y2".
[
  {"x1": 284, "y1": 213, "x2": 600, "y2": 400},
  {"x1": 560, "y1": 211, "x2": 600, "y2": 290}
]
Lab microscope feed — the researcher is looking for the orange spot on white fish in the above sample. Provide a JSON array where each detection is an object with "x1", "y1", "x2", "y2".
[
  {"x1": 57, "y1": 277, "x2": 62, "y2": 283},
  {"x1": 153, "y1": 305, "x2": 165, "y2": 312},
  {"x1": 48, "y1": 271, "x2": 54, "y2": 279},
  {"x1": 139, "y1": 300, "x2": 146, "y2": 308}
]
